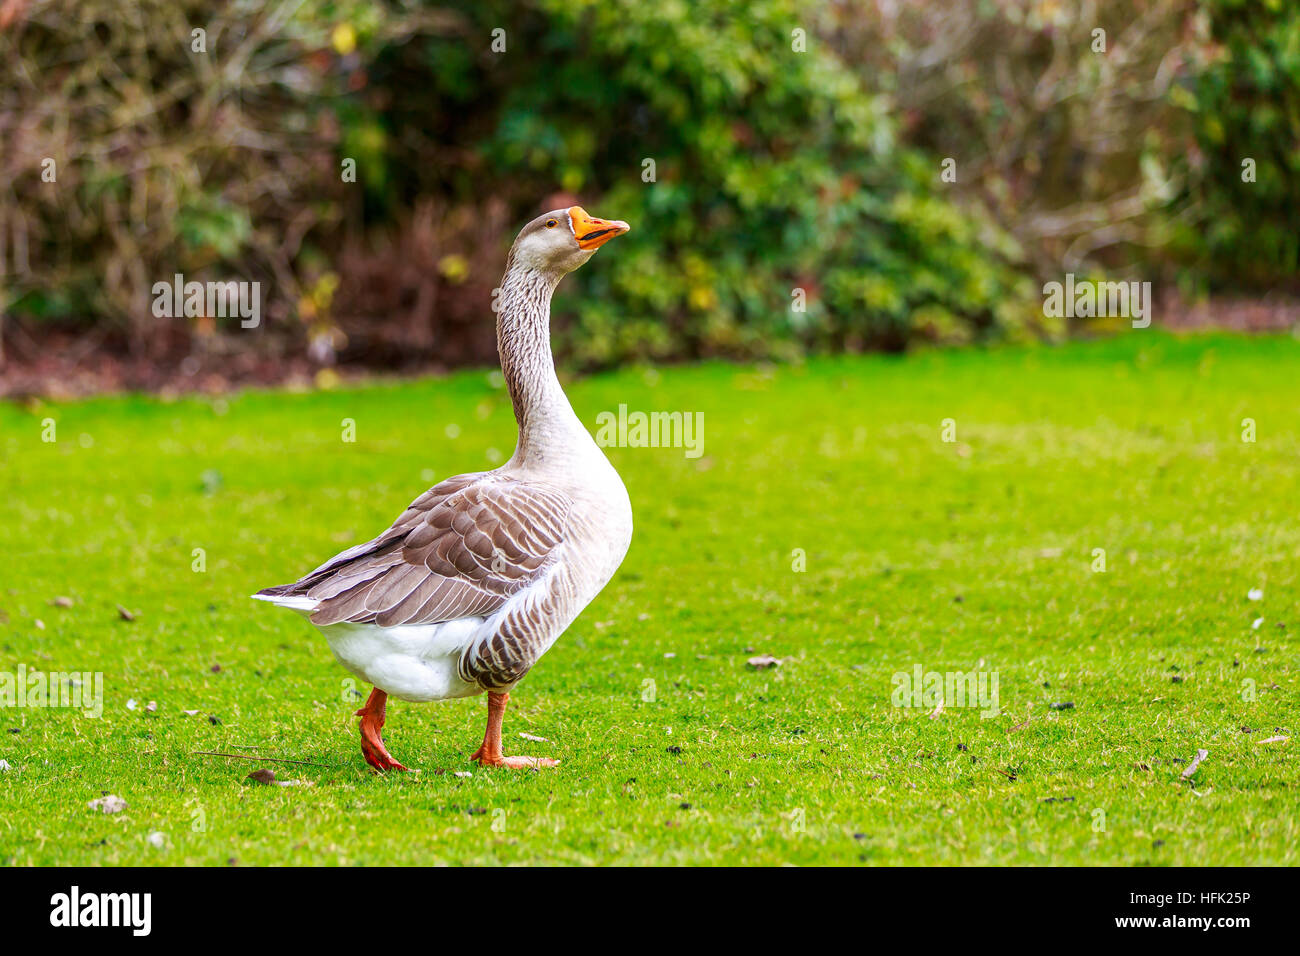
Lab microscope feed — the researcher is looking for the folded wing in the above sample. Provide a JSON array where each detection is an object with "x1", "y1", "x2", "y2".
[{"x1": 256, "y1": 472, "x2": 572, "y2": 630}]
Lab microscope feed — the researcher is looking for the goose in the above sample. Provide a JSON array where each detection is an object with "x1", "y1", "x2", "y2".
[{"x1": 253, "y1": 206, "x2": 633, "y2": 771}]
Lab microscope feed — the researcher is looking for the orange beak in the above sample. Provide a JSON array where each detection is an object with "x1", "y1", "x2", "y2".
[{"x1": 569, "y1": 206, "x2": 630, "y2": 251}]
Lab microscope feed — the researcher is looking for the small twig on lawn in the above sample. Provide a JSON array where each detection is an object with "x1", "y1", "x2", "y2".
[
  {"x1": 1181, "y1": 748, "x2": 1209, "y2": 780},
  {"x1": 191, "y1": 750, "x2": 332, "y2": 768}
]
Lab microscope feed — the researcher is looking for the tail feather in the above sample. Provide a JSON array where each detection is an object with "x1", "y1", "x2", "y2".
[{"x1": 251, "y1": 587, "x2": 317, "y2": 611}]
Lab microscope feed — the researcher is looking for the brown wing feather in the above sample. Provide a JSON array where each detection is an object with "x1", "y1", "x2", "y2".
[{"x1": 256, "y1": 473, "x2": 572, "y2": 629}]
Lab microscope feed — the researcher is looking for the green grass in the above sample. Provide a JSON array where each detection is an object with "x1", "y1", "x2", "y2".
[{"x1": 1, "y1": 330, "x2": 1297, "y2": 865}]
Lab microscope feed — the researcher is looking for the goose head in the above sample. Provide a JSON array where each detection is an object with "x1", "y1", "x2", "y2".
[{"x1": 508, "y1": 206, "x2": 630, "y2": 278}]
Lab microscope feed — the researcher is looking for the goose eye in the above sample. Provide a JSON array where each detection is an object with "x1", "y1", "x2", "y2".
[{"x1": 545, "y1": 219, "x2": 557, "y2": 228}]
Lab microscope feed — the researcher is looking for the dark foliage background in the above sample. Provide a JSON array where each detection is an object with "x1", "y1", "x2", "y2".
[{"x1": 0, "y1": 0, "x2": 1295, "y2": 392}]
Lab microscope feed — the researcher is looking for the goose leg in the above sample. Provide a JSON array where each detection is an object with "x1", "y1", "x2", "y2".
[
  {"x1": 355, "y1": 688, "x2": 408, "y2": 772},
  {"x1": 470, "y1": 691, "x2": 559, "y2": 769}
]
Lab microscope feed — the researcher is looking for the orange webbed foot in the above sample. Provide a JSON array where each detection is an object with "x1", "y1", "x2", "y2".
[
  {"x1": 468, "y1": 691, "x2": 559, "y2": 769},
  {"x1": 470, "y1": 749, "x2": 559, "y2": 769},
  {"x1": 356, "y1": 688, "x2": 408, "y2": 773}
]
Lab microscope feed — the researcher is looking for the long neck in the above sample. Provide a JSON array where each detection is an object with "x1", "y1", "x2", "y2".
[{"x1": 496, "y1": 262, "x2": 588, "y2": 470}]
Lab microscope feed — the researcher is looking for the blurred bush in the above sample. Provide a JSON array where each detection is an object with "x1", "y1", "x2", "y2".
[
  {"x1": 0, "y1": 0, "x2": 462, "y2": 369},
  {"x1": 2, "y1": 1, "x2": 335, "y2": 357},
  {"x1": 0, "y1": 0, "x2": 1043, "y2": 374},
  {"x1": 0, "y1": 0, "x2": 1295, "y2": 382},
  {"x1": 832, "y1": 0, "x2": 1299, "y2": 296},
  {"x1": 419, "y1": 0, "x2": 1046, "y2": 363},
  {"x1": 1170, "y1": 0, "x2": 1300, "y2": 292}
]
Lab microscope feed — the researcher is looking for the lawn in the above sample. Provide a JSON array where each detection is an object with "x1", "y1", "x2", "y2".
[{"x1": 1, "y1": 330, "x2": 1296, "y2": 866}]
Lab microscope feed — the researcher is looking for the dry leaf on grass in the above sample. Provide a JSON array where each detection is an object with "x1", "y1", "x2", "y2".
[
  {"x1": 746, "y1": 655, "x2": 784, "y2": 669},
  {"x1": 245, "y1": 769, "x2": 313, "y2": 787}
]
